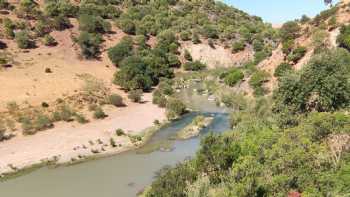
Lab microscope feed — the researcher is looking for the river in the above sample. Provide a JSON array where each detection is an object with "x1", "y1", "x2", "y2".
[{"x1": 0, "y1": 88, "x2": 231, "y2": 197}]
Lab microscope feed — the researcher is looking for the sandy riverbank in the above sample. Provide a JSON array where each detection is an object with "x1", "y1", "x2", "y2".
[{"x1": 0, "y1": 93, "x2": 166, "y2": 176}]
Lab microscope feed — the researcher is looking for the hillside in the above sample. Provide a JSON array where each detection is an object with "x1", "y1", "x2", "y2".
[
  {"x1": 144, "y1": 1, "x2": 350, "y2": 197},
  {"x1": 0, "y1": 0, "x2": 279, "y2": 176}
]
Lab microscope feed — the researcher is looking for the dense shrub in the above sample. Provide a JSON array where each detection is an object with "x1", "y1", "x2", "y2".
[
  {"x1": 113, "y1": 56, "x2": 153, "y2": 91},
  {"x1": 254, "y1": 49, "x2": 271, "y2": 64},
  {"x1": 108, "y1": 94, "x2": 124, "y2": 107},
  {"x1": 165, "y1": 98, "x2": 187, "y2": 120},
  {"x1": 117, "y1": 18, "x2": 136, "y2": 34},
  {"x1": 77, "y1": 31, "x2": 102, "y2": 59},
  {"x1": 44, "y1": 0, "x2": 77, "y2": 17},
  {"x1": 252, "y1": 39, "x2": 264, "y2": 52},
  {"x1": 192, "y1": 32, "x2": 201, "y2": 44},
  {"x1": 280, "y1": 21, "x2": 301, "y2": 41},
  {"x1": 274, "y1": 48, "x2": 350, "y2": 113},
  {"x1": 52, "y1": 105, "x2": 75, "y2": 122},
  {"x1": 179, "y1": 31, "x2": 191, "y2": 41},
  {"x1": 337, "y1": 24, "x2": 350, "y2": 51},
  {"x1": 79, "y1": 14, "x2": 111, "y2": 33},
  {"x1": 282, "y1": 39, "x2": 295, "y2": 55},
  {"x1": 183, "y1": 61, "x2": 206, "y2": 71},
  {"x1": 223, "y1": 69, "x2": 244, "y2": 87},
  {"x1": 274, "y1": 62, "x2": 292, "y2": 77},
  {"x1": 43, "y1": 34, "x2": 57, "y2": 46},
  {"x1": 128, "y1": 89, "x2": 143, "y2": 103},
  {"x1": 249, "y1": 70, "x2": 269, "y2": 96},
  {"x1": 115, "y1": 129, "x2": 125, "y2": 136},
  {"x1": 152, "y1": 79, "x2": 173, "y2": 108},
  {"x1": 108, "y1": 37, "x2": 133, "y2": 65},
  {"x1": 287, "y1": 46, "x2": 307, "y2": 63},
  {"x1": 3, "y1": 18, "x2": 15, "y2": 39},
  {"x1": 50, "y1": 15, "x2": 71, "y2": 30},
  {"x1": 313, "y1": 6, "x2": 338, "y2": 26},
  {"x1": 184, "y1": 49, "x2": 192, "y2": 61},
  {"x1": 232, "y1": 40, "x2": 245, "y2": 53},
  {"x1": 15, "y1": 31, "x2": 32, "y2": 49},
  {"x1": 166, "y1": 53, "x2": 181, "y2": 68},
  {"x1": 201, "y1": 24, "x2": 218, "y2": 39},
  {"x1": 17, "y1": 0, "x2": 40, "y2": 19},
  {"x1": 93, "y1": 107, "x2": 107, "y2": 119}
]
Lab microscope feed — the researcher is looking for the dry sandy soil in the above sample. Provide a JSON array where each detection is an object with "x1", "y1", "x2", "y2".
[
  {"x1": 0, "y1": 18, "x2": 127, "y2": 111},
  {"x1": 0, "y1": 11, "x2": 166, "y2": 175},
  {"x1": 0, "y1": 93, "x2": 166, "y2": 175},
  {"x1": 182, "y1": 42, "x2": 253, "y2": 69}
]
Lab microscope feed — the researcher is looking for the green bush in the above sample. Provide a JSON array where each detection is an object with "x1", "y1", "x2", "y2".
[
  {"x1": 253, "y1": 49, "x2": 271, "y2": 64},
  {"x1": 21, "y1": 117, "x2": 35, "y2": 135},
  {"x1": 287, "y1": 46, "x2": 307, "y2": 63},
  {"x1": 3, "y1": 18, "x2": 15, "y2": 39},
  {"x1": 75, "y1": 113, "x2": 89, "y2": 124},
  {"x1": 180, "y1": 31, "x2": 191, "y2": 41},
  {"x1": 274, "y1": 48, "x2": 350, "y2": 113},
  {"x1": 280, "y1": 21, "x2": 301, "y2": 41},
  {"x1": 165, "y1": 98, "x2": 187, "y2": 120},
  {"x1": 167, "y1": 53, "x2": 181, "y2": 68},
  {"x1": 201, "y1": 24, "x2": 218, "y2": 39},
  {"x1": 77, "y1": 31, "x2": 102, "y2": 59},
  {"x1": 44, "y1": 0, "x2": 77, "y2": 17},
  {"x1": 274, "y1": 62, "x2": 292, "y2": 77},
  {"x1": 93, "y1": 107, "x2": 107, "y2": 119},
  {"x1": 113, "y1": 56, "x2": 153, "y2": 91},
  {"x1": 337, "y1": 24, "x2": 350, "y2": 51},
  {"x1": 224, "y1": 69, "x2": 244, "y2": 87},
  {"x1": 117, "y1": 18, "x2": 136, "y2": 34},
  {"x1": 34, "y1": 114, "x2": 53, "y2": 131},
  {"x1": 79, "y1": 14, "x2": 111, "y2": 33},
  {"x1": 192, "y1": 32, "x2": 201, "y2": 44},
  {"x1": 249, "y1": 70, "x2": 269, "y2": 96},
  {"x1": 252, "y1": 39, "x2": 264, "y2": 52},
  {"x1": 128, "y1": 89, "x2": 143, "y2": 103},
  {"x1": 43, "y1": 34, "x2": 57, "y2": 46},
  {"x1": 50, "y1": 15, "x2": 71, "y2": 30},
  {"x1": 15, "y1": 31, "x2": 32, "y2": 49},
  {"x1": 282, "y1": 39, "x2": 295, "y2": 55},
  {"x1": 184, "y1": 49, "x2": 192, "y2": 61},
  {"x1": 52, "y1": 105, "x2": 75, "y2": 122},
  {"x1": 108, "y1": 94, "x2": 124, "y2": 107},
  {"x1": 34, "y1": 20, "x2": 50, "y2": 37},
  {"x1": 115, "y1": 128, "x2": 125, "y2": 136},
  {"x1": 108, "y1": 36, "x2": 133, "y2": 65},
  {"x1": 183, "y1": 61, "x2": 206, "y2": 71},
  {"x1": 232, "y1": 40, "x2": 245, "y2": 53}
]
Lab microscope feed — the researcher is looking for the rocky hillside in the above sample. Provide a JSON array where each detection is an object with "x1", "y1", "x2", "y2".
[
  {"x1": 144, "y1": 1, "x2": 350, "y2": 196},
  {"x1": 0, "y1": 0, "x2": 278, "y2": 138}
]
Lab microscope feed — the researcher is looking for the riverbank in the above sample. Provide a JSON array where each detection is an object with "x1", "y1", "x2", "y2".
[{"x1": 0, "y1": 93, "x2": 166, "y2": 179}]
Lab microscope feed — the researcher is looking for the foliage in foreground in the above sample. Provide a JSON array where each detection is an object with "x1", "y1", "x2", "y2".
[{"x1": 146, "y1": 97, "x2": 350, "y2": 196}]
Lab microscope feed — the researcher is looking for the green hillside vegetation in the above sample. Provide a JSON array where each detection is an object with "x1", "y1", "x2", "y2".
[{"x1": 144, "y1": 4, "x2": 350, "y2": 197}]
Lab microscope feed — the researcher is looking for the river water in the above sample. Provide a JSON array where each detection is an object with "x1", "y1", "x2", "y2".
[{"x1": 0, "y1": 88, "x2": 231, "y2": 197}]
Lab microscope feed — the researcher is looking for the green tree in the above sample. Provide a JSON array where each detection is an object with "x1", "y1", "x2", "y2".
[
  {"x1": 113, "y1": 56, "x2": 153, "y2": 91},
  {"x1": 108, "y1": 36, "x2": 133, "y2": 65},
  {"x1": 77, "y1": 31, "x2": 102, "y2": 59},
  {"x1": 274, "y1": 48, "x2": 350, "y2": 112}
]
